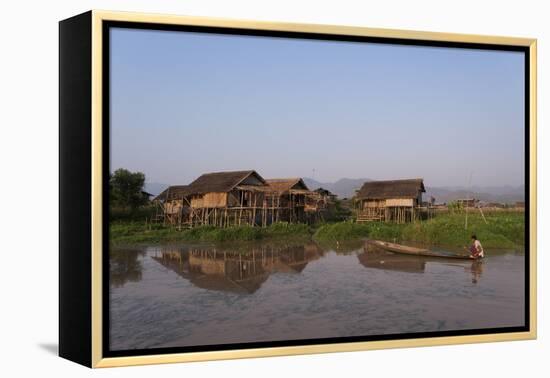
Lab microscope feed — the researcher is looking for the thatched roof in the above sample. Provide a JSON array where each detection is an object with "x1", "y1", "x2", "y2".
[
  {"x1": 154, "y1": 185, "x2": 189, "y2": 201},
  {"x1": 356, "y1": 179, "x2": 425, "y2": 200},
  {"x1": 154, "y1": 171, "x2": 267, "y2": 201},
  {"x1": 187, "y1": 170, "x2": 266, "y2": 195},
  {"x1": 265, "y1": 178, "x2": 309, "y2": 193}
]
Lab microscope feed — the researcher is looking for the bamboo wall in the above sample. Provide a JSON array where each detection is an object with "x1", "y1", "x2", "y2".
[
  {"x1": 356, "y1": 195, "x2": 433, "y2": 224},
  {"x1": 157, "y1": 188, "x2": 318, "y2": 228}
]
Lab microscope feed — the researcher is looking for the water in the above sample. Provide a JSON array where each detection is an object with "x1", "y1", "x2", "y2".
[{"x1": 109, "y1": 241, "x2": 525, "y2": 351}]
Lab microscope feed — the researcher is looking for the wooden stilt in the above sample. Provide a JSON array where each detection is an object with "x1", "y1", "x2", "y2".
[
  {"x1": 253, "y1": 194, "x2": 257, "y2": 226},
  {"x1": 239, "y1": 191, "x2": 243, "y2": 226}
]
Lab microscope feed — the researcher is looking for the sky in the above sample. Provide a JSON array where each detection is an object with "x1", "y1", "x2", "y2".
[{"x1": 110, "y1": 27, "x2": 525, "y2": 188}]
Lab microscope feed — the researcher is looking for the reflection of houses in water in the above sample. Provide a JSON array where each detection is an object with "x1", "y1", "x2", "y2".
[
  {"x1": 151, "y1": 243, "x2": 324, "y2": 294},
  {"x1": 187, "y1": 249, "x2": 269, "y2": 294},
  {"x1": 110, "y1": 249, "x2": 146, "y2": 288}
]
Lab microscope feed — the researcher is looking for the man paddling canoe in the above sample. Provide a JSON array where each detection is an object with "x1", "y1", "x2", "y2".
[{"x1": 466, "y1": 234, "x2": 484, "y2": 259}]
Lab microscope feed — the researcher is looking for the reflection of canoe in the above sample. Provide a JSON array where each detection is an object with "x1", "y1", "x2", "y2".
[
  {"x1": 366, "y1": 240, "x2": 473, "y2": 260},
  {"x1": 358, "y1": 250, "x2": 427, "y2": 273}
]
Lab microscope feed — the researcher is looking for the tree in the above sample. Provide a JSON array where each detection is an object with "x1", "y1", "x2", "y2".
[{"x1": 109, "y1": 168, "x2": 148, "y2": 210}]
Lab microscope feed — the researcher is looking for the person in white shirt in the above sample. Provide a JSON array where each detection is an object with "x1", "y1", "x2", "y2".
[{"x1": 468, "y1": 234, "x2": 484, "y2": 259}]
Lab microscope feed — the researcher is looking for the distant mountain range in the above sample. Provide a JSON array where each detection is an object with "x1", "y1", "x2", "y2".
[
  {"x1": 145, "y1": 179, "x2": 524, "y2": 204},
  {"x1": 424, "y1": 186, "x2": 525, "y2": 204},
  {"x1": 144, "y1": 182, "x2": 169, "y2": 197},
  {"x1": 302, "y1": 177, "x2": 370, "y2": 199}
]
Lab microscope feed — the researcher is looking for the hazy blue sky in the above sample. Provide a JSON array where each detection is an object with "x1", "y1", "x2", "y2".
[{"x1": 110, "y1": 28, "x2": 525, "y2": 187}]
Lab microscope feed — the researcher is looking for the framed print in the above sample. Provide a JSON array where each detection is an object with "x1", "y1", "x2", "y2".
[{"x1": 59, "y1": 10, "x2": 537, "y2": 368}]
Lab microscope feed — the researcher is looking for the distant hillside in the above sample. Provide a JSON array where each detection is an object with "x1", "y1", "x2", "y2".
[
  {"x1": 144, "y1": 182, "x2": 169, "y2": 196},
  {"x1": 303, "y1": 177, "x2": 370, "y2": 199},
  {"x1": 425, "y1": 185, "x2": 524, "y2": 204}
]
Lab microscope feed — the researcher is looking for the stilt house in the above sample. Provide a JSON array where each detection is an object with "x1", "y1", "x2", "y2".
[
  {"x1": 265, "y1": 178, "x2": 310, "y2": 222},
  {"x1": 183, "y1": 170, "x2": 269, "y2": 227},
  {"x1": 355, "y1": 178, "x2": 426, "y2": 223},
  {"x1": 153, "y1": 185, "x2": 190, "y2": 224}
]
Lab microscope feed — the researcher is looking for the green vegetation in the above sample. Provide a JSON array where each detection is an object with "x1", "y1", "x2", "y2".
[
  {"x1": 446, "y1": 200, "x2": 464, "y2": 213},
  {"x1": 400, "y1": 211, "x2": 524, "y2": 248},
  {"x1": 109, "y1": 168, "x2": 149, "y2": 210},
  {"x1": 111, "y1": 211, "x2": 524, "y2": 249},
  {"x1": 110, "y1": 221, "x2": 313, "y2": 246},
  {"x1": 313, "y1": 221, "x2": 404, "y2": 242},
  {"x1": 314, "y1": 211, "x2": 524, "y2": 248},
  {"x1": 325, "y1": 199, "x2": 353, "y2": 222},
  {"x1": 110, "y1": 205, "x2": 156, "y2": 222}
]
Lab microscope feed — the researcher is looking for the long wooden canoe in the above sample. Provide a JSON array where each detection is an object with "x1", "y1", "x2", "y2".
[{"x1": 366, "y1": 240, "x2": 475, "y2": 260}]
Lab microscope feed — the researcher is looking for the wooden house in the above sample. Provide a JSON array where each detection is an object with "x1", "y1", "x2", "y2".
[
  {"x1": 314, "y1": 188, "x2": 337, "y2": 201},
  {"x1": 153, "y1": 185, "x2": 190, "y2": 224},
  {"x1": 265, "y1": 178, "x2": 310, "y2": 222},
  {"x1": 301, "y1": 187, "x2": 338, "y2": 222},
  {"x1": 183, "y1": 170, "x2": 271, "y2": 227},
  {"x1": 154, "y1": 171, "x2": 328, "y2": 227},
  {"x1": 355, "y1": 178, "x2": 427, "y2": 223},
  {"x1": 154, "y1": 170, "x2": 296, "y2": 227},
  {"x1": 310, "y1": 187, "x2": 337, "y2": 210}
]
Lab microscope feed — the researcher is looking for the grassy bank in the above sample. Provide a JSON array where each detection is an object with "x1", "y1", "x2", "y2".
[
  {"x1": 110, "y1": 221, "x2": 313, "y2": 246},
  {"x1": 111, "y1": 211, "x2": 524, "y2": 249},
  {"x1": 313, "y1": 221, "x2": 404, "y2": 242},
  {"x1": 314, "y1": 211, "x2": 524, "y2": 248}
]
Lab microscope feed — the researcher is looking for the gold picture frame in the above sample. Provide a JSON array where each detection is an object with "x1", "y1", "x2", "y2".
[{"x1": 59, "y1": 10, "x2": 537, "y2": 368}]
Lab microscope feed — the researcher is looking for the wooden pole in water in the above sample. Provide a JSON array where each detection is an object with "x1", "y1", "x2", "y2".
[
  {"x1": 465, "y1": 171, "x2": 473, "y2": 230},
  {"x1": 252, "y1": 193, "x2": 257, "y2": 227},
  {"x1": 239, "y1": 191, "x2": 243, "y2": 226},
  {"x1": 276, "y1": 196, "x2": 280, "y2": 223},
  {"x1": 478, "y1": 206, "x2": 488, "y2": 224}
]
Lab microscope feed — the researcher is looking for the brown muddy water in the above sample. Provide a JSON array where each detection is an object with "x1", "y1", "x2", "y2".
[{"x1": 109, "y1": 241, "x2": 525, "y2": 351}]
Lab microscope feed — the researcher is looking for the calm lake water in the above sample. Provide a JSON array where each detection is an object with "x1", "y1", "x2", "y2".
[{"x1": 109, "y1": 240, "x2": 525, "y2": 351}]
